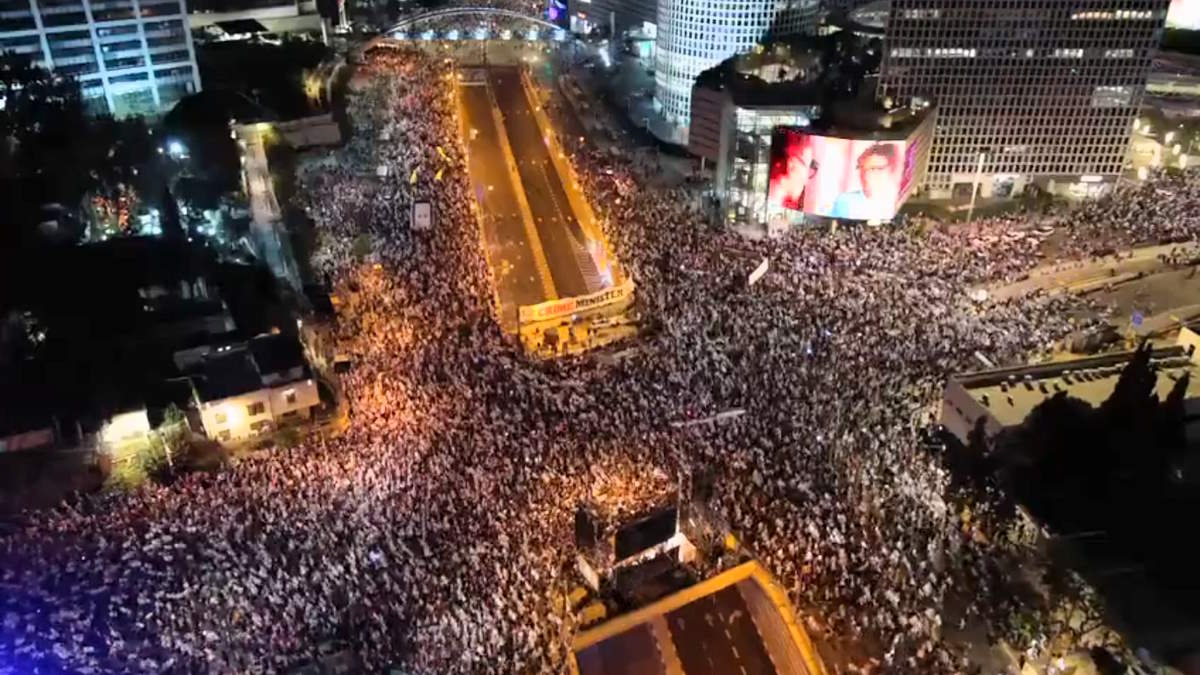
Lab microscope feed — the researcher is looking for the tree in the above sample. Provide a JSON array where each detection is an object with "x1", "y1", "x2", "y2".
[
  {"x1": 351, "y1": 234, "x2": 373, "y2": 260},
  {"x1": 1158, "y1": 371, "x2": 1189, "y2": 469},
  {"x1": 1040, "y1": 565, "x2": 1119, "y2": 651},
  {"x1": 2, "y1": 52, "x2": 159, "y2": 245},
  {"x1": 151, "y1": 403, "x2": 191, "y2": 477},
  {"x1": 1099, "y1": 343, "x2": 1157, "y2": 422},
  {"x1": 160, "y1": 183, "x2": 184, "y2": 240},
  {"x1": 0, "y1": 52, "x2": 88, "y2": 245},
  {"x1": 274, "y1": 425, "x2": 302, "y2": 449}
]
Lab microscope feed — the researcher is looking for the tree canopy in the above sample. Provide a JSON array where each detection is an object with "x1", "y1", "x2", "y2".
[{"x1": 1, "y1": 52, "x2": 160, "y2": 247}]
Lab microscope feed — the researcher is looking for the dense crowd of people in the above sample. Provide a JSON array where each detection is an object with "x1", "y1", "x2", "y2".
[{"x1": 2, "y1": 45, "x2": 1199, "y2": 675}]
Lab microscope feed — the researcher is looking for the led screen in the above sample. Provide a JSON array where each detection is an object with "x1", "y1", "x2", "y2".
[
  {"x1": 1168, "y1": 0, "x2": 1200, "y2": 30},
  {"x1": 767, "y1": 128, "x2": 906, "y2": 221}
]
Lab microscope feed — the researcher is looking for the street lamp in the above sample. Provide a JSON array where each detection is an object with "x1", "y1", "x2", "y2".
[{"x1": 966, "y1": 150, "x2": 987, "y2": 223}]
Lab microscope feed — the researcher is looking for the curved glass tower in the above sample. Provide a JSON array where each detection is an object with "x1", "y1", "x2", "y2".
[{"x1": 654, "y1": 0, "x2": 819, "y2": 142}]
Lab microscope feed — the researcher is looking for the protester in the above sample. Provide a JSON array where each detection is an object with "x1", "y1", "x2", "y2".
[{"x1": 1, "y1": 46, "x2": 1196, "y2": 675}]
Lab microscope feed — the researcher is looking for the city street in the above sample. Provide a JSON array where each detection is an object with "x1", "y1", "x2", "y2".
[
  {"x1": 235, "y1": 123, "x2": 304, "y2": 291},
  {"x1": 490, "y1": 67, "x2": 597, "y2": 297},
  {"x1": 5, "y1": 22, "x2": 1200, "y2": 675},
  {"x1": 459, "y1": 79, "x2": 551, "y2": 330}
]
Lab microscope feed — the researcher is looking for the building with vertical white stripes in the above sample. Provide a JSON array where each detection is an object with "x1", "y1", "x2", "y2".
[
  {"x1": 0, "y1": 0, "x2": 201, "y2": 117},
  {"x1": 878, "y1": 0, "x2": 1169, "y2": 200}
]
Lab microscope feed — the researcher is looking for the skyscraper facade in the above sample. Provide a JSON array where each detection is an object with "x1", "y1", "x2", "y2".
[
  {"x1": 653, "y1": 0, "x2": 820, "y2": 143},
  {"x1": 0, "y1": 0, "x2": 201, "y2": 117},
  {"x1": 879, "y1": 1, "x2": 1169, "y2": 199}
]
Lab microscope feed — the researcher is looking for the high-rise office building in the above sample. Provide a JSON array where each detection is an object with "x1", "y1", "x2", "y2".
[
  {"x1": 879, "y1": 1, "x2": 1169, "y2": 200},
  {"x1": 0, "y1": 0, "x2": 201, "y2": 117},
  {"x1": 653, "y1": 0, "x2": 821, "y2": 143}
]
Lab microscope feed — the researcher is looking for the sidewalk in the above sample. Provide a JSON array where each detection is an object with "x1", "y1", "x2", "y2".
[{"x1": 975, "y1": 242, "x2": 1200, "y2": 301}]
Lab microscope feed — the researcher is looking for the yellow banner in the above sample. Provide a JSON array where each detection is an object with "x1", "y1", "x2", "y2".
[{"x1": 519, "y1": 279, "x2": 634, "y2": 325}]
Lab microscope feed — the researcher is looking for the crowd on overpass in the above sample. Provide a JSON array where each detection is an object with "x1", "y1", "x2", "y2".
[
  {"x1": 2, "y1": 44, "x2": 1199, "y2": 675},
  {"x1": 390, "y1": 14, "x2": 557, "y2": 39}
]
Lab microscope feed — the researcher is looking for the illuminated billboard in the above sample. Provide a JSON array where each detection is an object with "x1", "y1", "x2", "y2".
[
  {"x1": 1168, "y1": 0, "x2": 1200, "y2": 30},
  {"x1": 767, "y1": 129, "x2": 907, "y2": 221}
]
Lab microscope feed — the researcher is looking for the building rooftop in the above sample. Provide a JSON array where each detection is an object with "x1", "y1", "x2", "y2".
[
  {"x1": 248, "y1": 332, "x2": 306, "y2": 377},
  {"x1": 194, "y1": 347, "x2": 262, "y2": 402},
  {"x1": 213, "y1": 19, "x2": 268, "y2": 36},
  {"x1": 0, "y1": 238, "x2": 216, "y2": 313},
  {"x1": 571, "y1": 562, "x2": 826, "y2": 675},
  {"x1": 692, "y1": 30, "x2": 934, "y2": 140},
  {"x1": 693, "y1": 31, "x2": 882, "y2": 111},
  {"x1": 825, "y1": 0, "x2": 889, "y2": 36},
  {"x1": 954, "y1": 346, "x2": 1200, "y2": 429}
]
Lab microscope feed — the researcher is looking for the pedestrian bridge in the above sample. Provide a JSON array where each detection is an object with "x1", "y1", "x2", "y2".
[{"x1": 376, "y1": 7, "x2": 570, "y2": 42}]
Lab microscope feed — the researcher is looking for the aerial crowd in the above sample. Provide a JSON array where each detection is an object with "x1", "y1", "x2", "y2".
[{"x1": 2, "y1": 45, "x2": 1200, "y2": 675}]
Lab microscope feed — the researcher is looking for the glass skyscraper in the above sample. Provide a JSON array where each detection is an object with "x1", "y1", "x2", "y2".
[
  {"x1": 879, "y1": 0, "x2": 1169, "y2": 199},
  {"x1": 0, "y1": 0, "x2": 201, "y2": 117}
]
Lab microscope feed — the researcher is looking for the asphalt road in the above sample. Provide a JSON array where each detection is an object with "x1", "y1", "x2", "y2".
[
  {"x1": 488, "y1": 68, "x2": 594, "y2": 298},
  {"x1": 459, "y1": 82, "x2": 549, "y2": 329}
]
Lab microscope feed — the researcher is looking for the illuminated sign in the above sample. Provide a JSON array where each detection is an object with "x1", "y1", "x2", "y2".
[
  {"x1": 518, "y1": 279, "x2": 634, "y2": 324},
  {"x1": 412, "y1": 200, "x2": 433, "y2": 230},
  {"x1": 767, "y1": 129, "x2": 907, "y2": 221}
]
